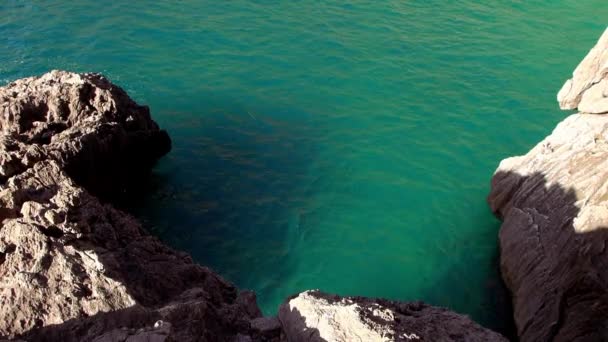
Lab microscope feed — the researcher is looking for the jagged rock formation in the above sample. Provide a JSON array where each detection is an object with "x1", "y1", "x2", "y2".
[
  {"x1": 0, "y1": 71, "x2": 260, "y2": 341},
  {"x1": 0, "y1": 71, "x2": 505, "y2": 341},
  {"x1": 0, "y1": 71, "x2": 171, "y2": 198},
  {"x1": 489, "y1": 28, "x2": 608, "y2": 342},
  {"x1": 278, "y1": 291, "x2": 506, "y2": 342}
]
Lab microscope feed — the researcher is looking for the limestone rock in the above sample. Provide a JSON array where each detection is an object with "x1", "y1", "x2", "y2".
[
  {"x1": 278, "y1": 291, "x2": 506, "y2": 342},
  {"x1": 557, "y1": 28, "x2": 608, "y2": 113},
  {"x1": 490, "y1": 28, "x2": 608, "y2": 342},
  {"x1": 489, "y1": 114, "x2": 608, "y2": 341}
]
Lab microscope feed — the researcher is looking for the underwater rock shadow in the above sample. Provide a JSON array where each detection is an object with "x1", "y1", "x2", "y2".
[
  {"x1": 115, "y1": 101, "x2": 321, "y2": 313},
  {"x1": 413, "y1": 208, "x2": 516, "y2": 339}
]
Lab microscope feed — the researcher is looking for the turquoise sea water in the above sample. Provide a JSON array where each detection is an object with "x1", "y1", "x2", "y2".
[{"x1": 2, "y1": 1, "x2": 607, "y2": 334}]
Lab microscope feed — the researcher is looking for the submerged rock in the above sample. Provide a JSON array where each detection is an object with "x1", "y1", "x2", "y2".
[
  {"x1": 489, "y1": 29, "x2": 608, "y2": 341},
  {"x1": 278, "y1": 291, "x2": 506, "y2": 342},
  {"x1": 0, "y1": 71, "x2": 505, "y2": 341}
]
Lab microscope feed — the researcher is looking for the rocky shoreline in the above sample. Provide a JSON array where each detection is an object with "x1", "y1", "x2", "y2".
[
  {"x1": 0, "y1": 71, "x2": 260, "y2": 341},
  {"x1": 2, "y1": 27, "x2": 608, "y2": 341},
  {"x1": 0, "y1": 71, "x2": 504, "y2": 341},
  {"x1": 488, "y1": 28, "x2": 608, "y2": 342}
]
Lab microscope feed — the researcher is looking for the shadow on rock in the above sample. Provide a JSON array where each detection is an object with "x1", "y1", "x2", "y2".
[
  {"x1": 415, "y1": 211, "x2": 517, "y2": 340},
  {"x1": 19, "y1": 287, "x2": 262, "y2": 342},
  {"x1": 279, "y1": 304, "x2": 327, "y2": 342},
  {"x1": 488, "y1": 170, "x2": 608, "y2": 342}
]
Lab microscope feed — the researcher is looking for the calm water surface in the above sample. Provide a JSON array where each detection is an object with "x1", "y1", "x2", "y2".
[{"x1": 2, "y1": 1, "x2": 607, "y2": 334}]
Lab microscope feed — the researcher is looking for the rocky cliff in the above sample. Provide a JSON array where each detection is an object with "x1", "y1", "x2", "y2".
[
  {"x1": 489, "y1": 28, "x2": 608, "y2": 341},
  {"x1": 0, "y1": 71, "x2": 505, "y2": 341},
  {"x1": 0, "y1": 71, "x2": 261, "y2": 341}
]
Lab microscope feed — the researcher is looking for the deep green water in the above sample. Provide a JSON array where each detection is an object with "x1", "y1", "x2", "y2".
[{"x1": 2, "y1": 1, "x2": 607, "y2": 334}]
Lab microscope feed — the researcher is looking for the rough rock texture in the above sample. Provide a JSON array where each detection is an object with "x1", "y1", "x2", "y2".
[
  {"x1": 489, "y1": 29, "x2": 608, "y2": 341},
  {"x1": 0, "y1": 71, "x2": 506, "y2": 341},
  {"x1": 557, "y1": 28, "x2": 608, "y2": 113},
  {"x1": 0, "y1": 70, "x2": 171, "y2": 197},
  {"x1": 0, "y1": 71, "x2": 260, "y2": 341},
  {"x1": 278, "y1": 291, "x2": 507, "y2": 342}
]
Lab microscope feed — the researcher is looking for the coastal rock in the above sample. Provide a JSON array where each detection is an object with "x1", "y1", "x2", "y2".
[
  {"x1": 278, "y1": 290, "x2": 506, "y2": 342},
  {"x1": 23, "y1": 287, "x2": 260, "y2": 342},
  {"x1": 557, "y1": 28, "x2": 608, "y2": 113},
  {"x1": 489, "y1": 29, "x2": 608, "y2": 341},
  {"x1": 0, "y1": 71, "x2": 259, "y2": 341},
  {"x1": 0, "y1": 70, "x2": 171, "y2": 197}
]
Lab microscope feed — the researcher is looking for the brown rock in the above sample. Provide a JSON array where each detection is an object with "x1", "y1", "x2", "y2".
[
  {"x1": 0, "y1": 71, "x2": 258, "y2": 341},
  {"x1": 0, "y1": 70, "x2": 171, "y2": 198}
]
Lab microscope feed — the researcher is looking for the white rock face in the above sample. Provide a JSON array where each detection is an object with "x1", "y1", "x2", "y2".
[
  {"x1": 280, "y1": 291, "x2": 391, "y2": 342},
  {"x1": 278, "y1": 290, "x2": 506, "y2": 342},
  {"x1": 557, "y1": 28, "x2": 608, "y2": 113},
  {"x1": 490, "y1": 28, "x2": 608, "y2": 342}
]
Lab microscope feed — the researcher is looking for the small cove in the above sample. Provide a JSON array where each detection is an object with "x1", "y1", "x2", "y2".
[{"x1": 2, "y1": 1, "x2": 608, "y2": 335}]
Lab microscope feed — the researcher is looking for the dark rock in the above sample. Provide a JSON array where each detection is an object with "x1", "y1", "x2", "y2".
[{"x1": 0, "y1": 70, "x2": 171, "y2": 199}]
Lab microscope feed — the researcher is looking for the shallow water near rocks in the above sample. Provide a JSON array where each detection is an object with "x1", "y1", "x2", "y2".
[{"x1": 2, "y1": 1, "x2": 607, "y2": 334}]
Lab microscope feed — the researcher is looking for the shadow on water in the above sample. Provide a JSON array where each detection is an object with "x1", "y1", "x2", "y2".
[
  {"x1": 114, "y1": 98, "x2": 320, "y2": 314},
  {"x1": 418, "y1": 216, "x2": 516, "y2": 340},
  {"x1": 16, "y1": 118, "x2": 608, "y2": 339},
  {"x1": 394, "y1": 192, "x2": 517, "y2": 339},
  {"x1": 105, "y1": 96, "x2": 608, "y2": 340},
  {"x1": 110, "y1": 96, "x2": 520, "y2": 335}
]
